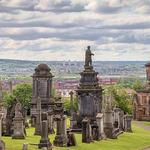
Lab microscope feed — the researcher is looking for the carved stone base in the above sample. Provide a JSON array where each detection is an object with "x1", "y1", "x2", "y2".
[
  {"x1": 38, "y1": 139, "x2": 52, "y2": 150},
  {"x1": 53, "y1": 135, "x2": 67, "y2": 147}
]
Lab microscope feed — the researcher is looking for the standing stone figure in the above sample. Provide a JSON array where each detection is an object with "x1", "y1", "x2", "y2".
[
  {"x1": 12, "y1": 103, "x2": 25, "y2": 139},
  {"x1": 85, "y1": 46, "x2": 94, "y2": 67}
]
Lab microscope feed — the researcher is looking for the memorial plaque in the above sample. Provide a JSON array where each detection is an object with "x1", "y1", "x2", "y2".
[{"x1": 38, "y1": 79, "x2": 47, "y2": 97}]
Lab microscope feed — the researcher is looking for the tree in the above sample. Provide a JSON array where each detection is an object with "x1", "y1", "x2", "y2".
[
  {"x1": 104, "y1": 85, "x2": 132, "y2": 114},
  {"x1": 3, "y1": 83, "x2": 32, "y2": 109},
  {"x1": 132, "y1": 79, "x2": 142, "y2": 91},
  {"x1": 13, "y1": 83, "x2": 32, "y2": 109}
]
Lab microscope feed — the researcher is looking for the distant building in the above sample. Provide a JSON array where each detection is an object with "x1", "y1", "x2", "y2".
[
  {"x1": 133, "y1": 62, "x2": 150, "y2": 121},
  {"x1": 54, "y1": 80, "x2": 78, "y2": 97}
]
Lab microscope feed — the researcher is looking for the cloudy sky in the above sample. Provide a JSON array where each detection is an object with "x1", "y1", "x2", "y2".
[{"x1": 0, "y1": 0, "x2": 150, "y2": 61}]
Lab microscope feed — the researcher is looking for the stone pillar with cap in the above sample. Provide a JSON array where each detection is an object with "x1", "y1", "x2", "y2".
[
  {"x1": 38, "y1": 120, "x2": 52, "y2": 150},
  {"x1": 34, "y1": 97, "x2": 41, "y2": 135}
]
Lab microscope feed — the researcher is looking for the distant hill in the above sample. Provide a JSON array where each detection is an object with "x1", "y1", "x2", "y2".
[{"x1": 0, "y1": 59, "x2": 147, "y2": 79}]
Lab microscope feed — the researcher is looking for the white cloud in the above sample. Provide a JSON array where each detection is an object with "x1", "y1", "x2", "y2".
[{"x1": 0, "y1": 0, "x2": 149, "y2": 61}]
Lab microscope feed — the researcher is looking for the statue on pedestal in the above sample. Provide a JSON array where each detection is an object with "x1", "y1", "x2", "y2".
[{"x1": 85, "y1": 46, "x2": 94, "y2": 67}]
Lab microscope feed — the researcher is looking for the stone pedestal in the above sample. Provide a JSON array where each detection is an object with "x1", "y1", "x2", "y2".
[
  {"x1": 0, "y1": 140, "x2": 5, "y2": 150},
  {"x1": 47, "y1": 113, "x2": 55, "y2": 134},
  {"x1": 12, "y1": 103, "x2": 25, "y2": 139},
  {"x1": 53, "y1": 115, "x2": 67, "y2": 147},
  {"x1": 0, "y1": 114, "x2": 2, "y2": 137},
  {"x1": 34, "y1": 97, "x2": 41, "y2": 135},
  {"x1": 104, "y1": 103, "x2": 116, "y2": 139},
  {"x1": 96, "y1": 113, "x2": 105, "y2": 139},
  {"x1": 75, "y1": 46, "x2": 103, "y2": 129},
  {"x1": 123, "y1": 115, "x2": 132, "y2": 132},
  {"x1": 12, "y1": 117, "x2": 25, "y2": 139},
  {"x1": 82, "y1": 117, "x2": 92, "y2": 143},
  {"x1": 66, "y1": 130, "x2": 77, "y2": 146},
  {"x1": 38, "y1": 121, "x2": 52, "y2": 150}
]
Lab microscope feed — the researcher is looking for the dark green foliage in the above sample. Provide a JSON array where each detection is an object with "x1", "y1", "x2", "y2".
[
  {"x1": 3, "y1": 83, "x2": 32, "y2": 109},
  {"x1": 117, "y1": 77, "x2": 145, "y2": 90},
  {"x1": 105, "y1": 85, "x2": 133, "y2": 114}
]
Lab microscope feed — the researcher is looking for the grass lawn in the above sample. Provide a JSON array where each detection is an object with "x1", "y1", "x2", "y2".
[
  {"x1": 1, "y1": 122, "x2": 150, "y2": 150},
  {"x1": 143, "y1": 122, "x2": 150, "y2": 126}
]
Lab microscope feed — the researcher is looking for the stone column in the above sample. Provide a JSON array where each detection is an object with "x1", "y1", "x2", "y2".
[
  {"x1": 123, "y1": 115, "x2": 132, "y2": 132},
  {"x1": 69, "y1": 91, "x2": 74, "y2": 116},
  {"x1": 38, "y1": 120, "x2": 52, "y2": 150},
  {"x1": 82, "y1": 117, "x2": 92, "y2": 143},
  {"x1": 96, "y1": 113, "x2": 105, "y2": 139},
  {"x1": 53, "y1": 115, "x2": 67, "y2": 147},
  {"x1": 104, "y1": 103, "x2": 115, "y2": 138},
  {"x1": 34, "y1": 97, "x2": 41, "y2": 135},
  {"x1": 0, "y1": 114, "x2": 2, "y2": 137}
]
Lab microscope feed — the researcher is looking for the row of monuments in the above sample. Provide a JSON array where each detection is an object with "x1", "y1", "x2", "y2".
[{"x1": 0, "y1": 46, "x2": 133, "y2": 150}]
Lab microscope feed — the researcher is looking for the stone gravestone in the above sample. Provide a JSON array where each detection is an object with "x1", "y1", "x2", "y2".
[
  {"x1": 0, "y1": 113, "x2": 2, "y2": 137},
  {"x1": 119, "y1": 110, "x2": 124, "y2": 131},
  {"x1": 34, "y1": 97, "x2": 41, "y2": 135},
  {"x1": 0, "y1": 140, "x2": 5, "y2": 150},
  {"x1": 66, "y1": 129, "x2": 76, "y2": 147},
  {"x1": 53, "y1": 98, "x2": 67, "y2": 147},
  {"x1": 22, "y1": 144, "x2": 28, "y2": 150},
  {"x1": 123, "y1": 115, "x2": 132, "y2": 132},
  {"x1": 75, "y1": 46, "x2": 103, "y2": 129},
  {"x1": 113, "y1": 108, "x2": 121, "y2": 128},
  {"x1": 69, "y1": 91, "x2": 74, "y2": 116},
  {"x1": 38, "y1": 120, "x2": 52, "y2": 150},
  {"x1": 104, "y1": 102, "x2": 117, "y2": 139},
  {"x1": 82, "y1": 117, "x2": 92, "y2": 143},
  {"x1": 91, "y1": 121, "x2": 100, "y2": 141},
  {"x1": 53, "y1": 115, "x2": 67, "y2": 147},
  {"x1": 12, "y1": 103, "x2": 25, "y2": 139},
  {"x1": 96, "y1": 113, "x2": 105, "y2": 140}
]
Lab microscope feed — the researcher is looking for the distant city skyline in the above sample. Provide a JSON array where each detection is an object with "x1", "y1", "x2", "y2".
[{"x1": 0, "y1": 0, "x2": 150, "y2": 61}]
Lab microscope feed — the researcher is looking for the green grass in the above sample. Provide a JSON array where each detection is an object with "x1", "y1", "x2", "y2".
[
  {"x1": 143, "y1": 122, "x2": 150, "y2": 126},
  {"x1": 1, "y1": 122, "x2": 150, "y2": 150}
]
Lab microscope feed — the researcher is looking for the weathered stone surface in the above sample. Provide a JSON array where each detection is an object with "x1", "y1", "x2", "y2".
[
  {"x1": 0, "y1": 140, "x2": 5, "y2": 150},
  {"x1": 12, "y1": 103, "x2": 25, "y2": 139},
  {"x1": 104, "y1": 102, "x2": 116, "y2": 139},
  {"x1": 22, "y1": 144, "x2": 28, "y2": 150},
  {"x1": 82, "y1": 117, "x2": 92, "y2": 143},
  {"x1": 31, "y1": 64, "x2": 55, "y2": 135},
  {"x1": 38, "y1": 120, "x2": 52, "y2": 150},
  {"x1": 53, "y1": 115, "x2": 67, "y2": 147},
  {"x1": 96, "y1": 113, "x2": 105, "y2": 140},
  {"x1": 123, "y1": 115, "x2": 132, "y2": 132},
  {"x1": 34, "y1": 97, "x2": 41, "y2": 135},
  {"x1": 74, "y1": 46, "x2": 103, "y2": 129},
  {"x1": 66, "y1": 129, "x2": 76, "y2": 147}
]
